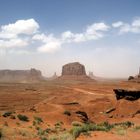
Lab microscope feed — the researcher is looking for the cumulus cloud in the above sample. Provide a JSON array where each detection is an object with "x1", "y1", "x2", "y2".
[
  {"x1": 33, "y1": 22, "x2": 110, "y2": 53},
  {"x1": 113, "y1": 18, "x2": 140, "y2": 34},
  {"x1": 0, "y1": 19, "x2": 39, "y2": 50},
  {"x1": 112, "y1": 21, "x2": 124, "y2": 28},
  {"x1": 0, "y1": 38, "x2": 28, "y2": 48},
  {"x1": 0, "y1": 19, "x2": 39, "y2": 38},
  {"x1": 33, "y1": 34, "x2": 62, "y2": 53},
  {"x1": 61, "y1": 22, "x2": 109, "y2": 43},
  {"x1": 0, "y1": 19, "x2": 110, "y2": 53}
]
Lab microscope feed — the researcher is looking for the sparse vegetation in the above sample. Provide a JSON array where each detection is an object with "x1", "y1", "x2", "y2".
[
  {"x1": 132, "y1": 126, "x2": 140, "y2": 131},
  {"x1": 2, "y1": 111, "x2": 13, "y2": 117},
  {"x1": 63, "y1": 110, "x2": 71, "y2": 116},
  {"x1": 17, "y1": 114, "x2": 29, "y2": 122},
  {"x1": 72, "y1": 121, "x2": 82, "y2": 127},
  {"x1": 34, "y1": 116, "x2": 43, "y2": 125}
]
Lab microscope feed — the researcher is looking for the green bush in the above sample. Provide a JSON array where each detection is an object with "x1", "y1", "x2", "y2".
[{"x1": 17, "y1": 114, "x2": 29, "y2": 122}]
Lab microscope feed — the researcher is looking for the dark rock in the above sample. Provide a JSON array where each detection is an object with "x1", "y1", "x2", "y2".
[
  {"x1": 113, "y1": 89, "x2": 140, "y2": 101},
  {"x1": 75, "y1": 111, "x2": 89, "y2": 122}
]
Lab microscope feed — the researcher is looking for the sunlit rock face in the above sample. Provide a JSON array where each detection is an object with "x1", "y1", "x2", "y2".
[{"x1": 62, "y1": 62, "x2": 86, "y2": 76}]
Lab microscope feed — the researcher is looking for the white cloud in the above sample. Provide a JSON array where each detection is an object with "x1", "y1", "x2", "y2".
[
  {"x1": 0, "y1": 19, "x2": 39, "y2": 51},
  {"x1": 113, "y1": 18, "x2": 140, "y2": 34},
  {"x1": 0, "y1": 19, "x2": 110, "y2": 53},
  {"x1": 33, "y1": 34, "x2": 62, "y2": 53},
  {"x1": 34, "y1": 22, "x2": 109, "y2": 53},
  {"x1": 112, "y1": 21, "x2": 124, "y2": 28},
  {"x1": 37, "y1": 41, "x2": 61, "y2": 53},
  {"x1": 0, "y1": 19, "x2": 39, "y2": 38},
  {"x1": 61, "y1": 22, "x2": 109, "y2": 43},
  {"x1": 0, "y1": 38, "x2": 28, "y2": 48}
]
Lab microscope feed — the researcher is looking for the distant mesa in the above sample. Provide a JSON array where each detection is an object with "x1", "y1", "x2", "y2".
[
  {"x1": 60, "y1": 62, "x2": 92, "y2": 80},
  {"x1": 62, "y1": 62, "x2": 86, "y2": 76},
  {"x1": 0, "y1": 68, "x2": 44, "y2": 83}
]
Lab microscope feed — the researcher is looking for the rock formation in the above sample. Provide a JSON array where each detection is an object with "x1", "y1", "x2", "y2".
[
  {"x1": 62, "y1": 62, "x2": 86, "y2": 76},
  {"x1": 114, "y1": 89, "x2": 140, "y2": 101},
  {"x1": 0, "y1": 68, "x2": 44, "y2": 83},
  {"x1": 128, "y1": 67, "x2": 140, "y2": 82},
  {"x1": 59, "y1": 62, "x2": 92, "y2": 80}
]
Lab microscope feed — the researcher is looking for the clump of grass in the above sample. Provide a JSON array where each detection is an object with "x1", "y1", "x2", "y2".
[
  {"x1": 48, "y1": 132, "x2": 73, "y2": 140},
  {"x1": 34, "y1": 116, "x2": 43, "y2": 125},
  {"x1": 2, "y1": 111, "x2": 13, "y2": 117},
  {"x1": 40, "y1": 137, "x2": 47, "y2": 140},
  {"x1": 114, "y1": 121, "x2": 134, "y2": 129},
  {"x1": 132, "y1": 126, "x2": 140, "y2": 132},
  {"x1": 115, "y1": 128, "x2": 127, "y2": 136},
  {"x1": 37, "y1": 128, "x2": 45, "y2": 136},
  {"x1": 17, "y1": 114, "x2": 29, "y2": 122},
  {"x1": 63, "y1": 110, "x2": 71, "y2": 116},
  {"x1": 72, "y1": 121, "x2": 82, "y2": 127}
]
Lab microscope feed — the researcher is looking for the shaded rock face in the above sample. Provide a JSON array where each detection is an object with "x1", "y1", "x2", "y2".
[
  {"x1": 62, "y1": 62, "x2": 86, "y2": 76},
  {"x1": 113, "y1": 89, "x2": 140, "y2": 101},
  {"x1": 0, "y1": 68, "x2": 43, "y2": 83}
]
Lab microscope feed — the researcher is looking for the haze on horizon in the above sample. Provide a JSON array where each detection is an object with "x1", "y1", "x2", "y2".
[{"x1": 0, "y1": 0, "x2": 140, "y2": 78}]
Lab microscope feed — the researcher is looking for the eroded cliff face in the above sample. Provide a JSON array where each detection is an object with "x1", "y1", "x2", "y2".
[
  {"x1": 0, "y1": 68, "x2": 43, "y2": 83},
  {"x1": 62, "y1": 62, "x2": 86, "y2": 76},
  {"x1": 59, "y1": 62, "x2": 92, "y2": 80}
]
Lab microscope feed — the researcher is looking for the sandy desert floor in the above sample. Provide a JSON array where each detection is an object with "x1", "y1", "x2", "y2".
[{"x1": 0, "y1": 80, "x2": 140, "y2": 140}]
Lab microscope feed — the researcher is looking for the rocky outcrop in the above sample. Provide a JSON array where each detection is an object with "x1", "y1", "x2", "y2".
[
  {"x1": 114, "y1": 89, "x2": 140, "y2": 101},
  {"x1": 59, "y1": 62, "x2": 92, "y2": 80},
  {"x1": 0, "y1": 68, "x2": 44, "y2": 83},
  {"x1": 62, "y1": 62, "x2": 86, "y2": 76}
]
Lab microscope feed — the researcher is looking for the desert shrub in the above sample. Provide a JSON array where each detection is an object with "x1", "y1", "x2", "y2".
[
  {"x1": 70, "y1": 122, "x2": 115, "y2": 139},
  {"x1": 48, "y1": 132, "x2": 73, "y2": 140},
  {"x1": 40, "y1": 137, "x2": 47, "y2": 140},
  {"x1": 2, "y1": 111, "x2": 13, "y2": 117},
  {"x1": 17, "y1": 114, "x2": 29, "y2": 122},
  {"x1": 63, "y1": 110, "x2": 71, "y2": 116},
  {"x1": 133, "y1": 126, "x2": 140, "y2": 131},
  {"x1": 114, "y1": 121, "x2": 134, "y2": 128},
  {"x1": 72, "y1": 121, "x2": 82, "y2": 127},
  {"x1": 115, "y1": 127, "x2": 127, "y2": 136},
  {"x1": 98, "y1": 121, "x2": 114, "y2": 131},
  {"x1": 37, "y1": 128, "x2": 45, "y2": 136},
  {"x1": 34, "y1": 116, "x2": 43, "y2": 125},
  {"x1": 45, "y1": 128, "x2": 52, "y2": 133}
]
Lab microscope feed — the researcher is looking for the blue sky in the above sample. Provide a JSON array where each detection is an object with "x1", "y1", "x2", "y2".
[{"x1": 0, "y1": 0, "x2": 140, "y2": 78}]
